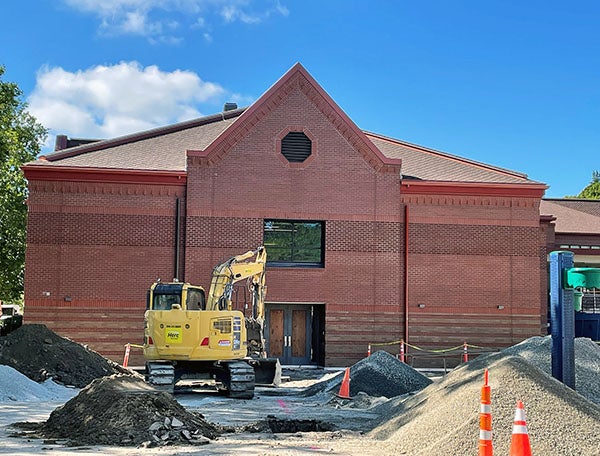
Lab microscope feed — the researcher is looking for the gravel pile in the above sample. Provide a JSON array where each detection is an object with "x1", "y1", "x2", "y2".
[
  {"x1": 0, "y1": 324, "x2": 129, "y2": 387},
  {"x1": 369, "y1": 351, "x2": 600, "y2": 455},
  {"x1": 0, "y1": 365, "x2": 77, "y2": 402},
  {"x1": 302, "y1": 350, "x2": 432, "y2": 398},
  {"x1": 35, "y1": 374, "x2": 222, "y2": 447},
  {"x1": 500, "y1": 335, "x2": 600, "y2": 404}
]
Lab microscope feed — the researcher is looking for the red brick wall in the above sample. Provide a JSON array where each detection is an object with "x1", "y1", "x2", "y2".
[
  {"x1": 403, "y1": 194, "x2": 546, "y2": 366},
  {"x1": 24, "y1": 180, "x2": 185, "y2": 364},
  {"x1": 23, "y1": 80, "x2": 547, "y2": 369},
  {"x1": 184, "y1": 81, "x2": 405, "y2": 366}
]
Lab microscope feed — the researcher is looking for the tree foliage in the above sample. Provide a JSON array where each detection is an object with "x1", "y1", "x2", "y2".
[
  {"x1": 576, "y1": 171, "x2": 600, "y2": 199},
  {"x1": 0, "y1": 65, "x2": 47, "y2": 303}
]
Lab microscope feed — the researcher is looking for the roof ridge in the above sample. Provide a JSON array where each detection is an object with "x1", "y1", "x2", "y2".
[
  {"x1": 41, "y1": 107, "x2": 246, "y2": 162},
  {"x1": 364, "y1": 130, "x2": 530, "y2": 180},
  {"x1": 543, "y1": 197, "x2": 600, "y2": 202}
]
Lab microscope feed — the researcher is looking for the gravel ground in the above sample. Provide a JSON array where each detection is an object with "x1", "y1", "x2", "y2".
[
  {"x1": 2, "y1": 336, "x2": 599, "y2": 455},
  {"x1": 369, "y1": 353, "x2": 600, "y2": 455},
  {"x1": 501, "y1": 335, "x2": 600, "y2": 404}
]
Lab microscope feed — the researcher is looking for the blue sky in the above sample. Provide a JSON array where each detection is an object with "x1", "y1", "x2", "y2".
[{"x1": 2, "y1": 1, "x2": 598, "y2": 197}]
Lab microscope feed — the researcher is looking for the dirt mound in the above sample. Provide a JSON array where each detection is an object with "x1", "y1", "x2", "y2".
[
  {"x1": 0, "y1": 324, "x2": 128, "y2": 388},
  {"x1": 369, "y1": 355, "x2": 600, "y2": 455},
  {"x1": 38, "y1": 374, "x2": 221, "y2": 447},
  {"x1": 302, "y1": 351, "x2": 432, "y2": 398}
]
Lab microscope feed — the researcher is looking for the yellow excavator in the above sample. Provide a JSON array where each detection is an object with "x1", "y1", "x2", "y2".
[{"x1": 143, "y1": 246, "x2": 281, "y2": 398}]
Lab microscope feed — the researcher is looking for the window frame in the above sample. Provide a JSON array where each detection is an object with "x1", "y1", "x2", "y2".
[{"x1": 263, "y1": 219, "x2": 325, "y2": 268}]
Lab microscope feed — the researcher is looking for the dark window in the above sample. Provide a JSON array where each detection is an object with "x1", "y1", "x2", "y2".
[
  {"x1": 264, "y1": 220, "x2": 324, "y2": 267},
  {"x1": 186, "y1": 288, "x2": 206, "y2": 310},
  {"x1": 281, "y1": 132, "x2": 311, "y2": 162},
  {"x1": 152, "y1": 293, "x2": 181, "y2": 311}
]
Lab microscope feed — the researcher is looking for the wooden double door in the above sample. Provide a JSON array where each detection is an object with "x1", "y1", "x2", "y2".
[{"x1": 266, "y1": 304, "x2": 322, "y2": 365}]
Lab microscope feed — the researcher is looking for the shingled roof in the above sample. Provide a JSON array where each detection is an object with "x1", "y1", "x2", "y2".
[
  {"x1": 366, "y1": 132, "x2": 533, "y2": 184},
  {"x1": 29, "y1": 109, "x2": 242, "y2": 172},
  {"x1": 541, "y1": 199, "x2": 600, "y2": 234},
  {"x1": 26, "y1": 64, "x2": 542, "y2": 187},
  {"x1": 27, "y1": 110, "x2": 541, "y2": 185}
]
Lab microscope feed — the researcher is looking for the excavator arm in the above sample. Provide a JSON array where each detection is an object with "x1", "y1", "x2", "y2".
[
  {"x1": 206, "y1": 246, "x2": 267, "y2": 315},
  {"x1": 205, "y1": 246, "x2": 268, "y2": 357}
]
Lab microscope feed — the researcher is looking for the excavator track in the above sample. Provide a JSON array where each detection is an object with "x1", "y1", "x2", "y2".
[
  {"x1": 221, "y1": 361, "x2": 255, "y2": 399},
  {"x1": 146, "y1": 362, "x2": 175, "y2": 393}
]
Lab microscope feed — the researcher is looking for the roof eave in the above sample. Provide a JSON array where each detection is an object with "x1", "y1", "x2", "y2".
[
  {"x1": 401, "y1": 180, "x2": 548, "y2": 198},
  {"x1": 22, "y1": 164, "x2": 187, "y2": 186}
]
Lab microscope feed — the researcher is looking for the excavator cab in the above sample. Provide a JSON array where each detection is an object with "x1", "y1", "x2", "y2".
[{"x1": 147, "y1": 283, "x2": 205, "y2": 311}]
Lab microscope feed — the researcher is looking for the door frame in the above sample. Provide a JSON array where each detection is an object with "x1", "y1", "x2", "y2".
[{"x1": 265, "y1": 302, "x2": 325, "y2": 366}]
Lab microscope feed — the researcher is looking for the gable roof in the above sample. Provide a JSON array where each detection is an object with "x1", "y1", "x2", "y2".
[
  {"x1": 541, "y1": 199, "x2": 600, "y2": 234},
  {"x1": 23, "y1": 63, "x2": 544, "y2": 189},
  {"x1": 187, "y1": 63, "x2": 401, "y2": 173}
]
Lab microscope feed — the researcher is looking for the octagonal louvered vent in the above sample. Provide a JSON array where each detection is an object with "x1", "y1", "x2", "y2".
[{"x1": 281, "y1": 131, "x2": 312, "y2": 163}]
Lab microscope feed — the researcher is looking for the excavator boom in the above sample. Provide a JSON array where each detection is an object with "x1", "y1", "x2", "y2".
[{"x1": 206, "y1": 246, "x2": 267, "y2": 317}]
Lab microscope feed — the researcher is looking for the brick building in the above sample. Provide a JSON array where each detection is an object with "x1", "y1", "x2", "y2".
[
  {"x1": 541, "y1": 199, "x2": 600, "y2": 339},
  {"x1": 22, "y1": 64, "x2": 549, "y2": 366}
]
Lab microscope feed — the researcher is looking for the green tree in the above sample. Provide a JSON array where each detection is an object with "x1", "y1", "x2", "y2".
[
  {"x1": 576, "y1": 171, "x2": 600, "y2": 199},
  {"x1": 0, "y1": 65, "x2": 47, "y2": 304}
]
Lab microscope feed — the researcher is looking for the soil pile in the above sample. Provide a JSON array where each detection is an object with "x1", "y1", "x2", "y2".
[
  {"x1": 369, "y1": 353, "x2": 600, "y2": 455},
  {"x1": 39, "y1": 374, "x2": 221, "y2": 447},
  {"x1": 302, "y1": 350, "x2": 432, "y2": 398},
  {"x1": 0, "y1": 324, "x2": 128, "y2": 387}
]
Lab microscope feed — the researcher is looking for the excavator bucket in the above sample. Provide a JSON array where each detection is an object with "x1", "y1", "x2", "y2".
[{"x1": 249, "y1": 358, "x2": 282, "y2": 386}]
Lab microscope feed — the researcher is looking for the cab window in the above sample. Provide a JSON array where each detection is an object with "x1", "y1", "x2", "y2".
[
  {"x1": 186, "y1": 288, "x2": 206, "y2": 310},
  {"x1": 153, "y1": 294, "x2": 181, "y2": 310}
]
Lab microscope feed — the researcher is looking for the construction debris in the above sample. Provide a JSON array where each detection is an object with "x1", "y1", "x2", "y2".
[
  {"x1": 28, "y1": 375, "x2": 221, "y2": 447},
  {"x1": 240, "y1": 415, "x2": 336, "y2": 433},
  {"x1": 0, "y1": 324, "x2": 129, "y2": 388},
  {"x1": 302, "y1": 350, "x2": 433, "y2": 398}
]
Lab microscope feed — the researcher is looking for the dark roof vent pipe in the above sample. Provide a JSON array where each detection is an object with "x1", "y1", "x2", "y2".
[{"x1": 223, "y1": 102, "x2": 238, "y2": 112}]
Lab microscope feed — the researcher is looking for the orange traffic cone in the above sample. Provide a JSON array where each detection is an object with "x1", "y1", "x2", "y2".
[
  {"x1": 510, "y1": 401, "x2": 532, "y2": 456},
  {"x1": 337, "y1": 368, "x2": 351, "y2": 399},
  {"x1": 479, "y1": 369, "x2": 493, "y2": 456}
]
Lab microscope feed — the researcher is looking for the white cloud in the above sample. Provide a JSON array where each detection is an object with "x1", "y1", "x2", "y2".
[
  {"x1": 28, "y1": 62, "x2": 228, "y2": 145},
  {"x1": 62, "y1": 0, "x2": 288, "y2": 43},
  {"x1": 220, "y1": 0, "x2": 288, "y2": 24}
]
